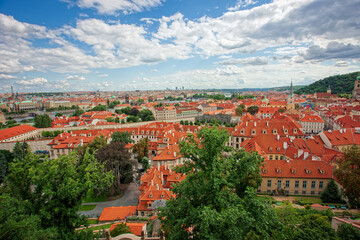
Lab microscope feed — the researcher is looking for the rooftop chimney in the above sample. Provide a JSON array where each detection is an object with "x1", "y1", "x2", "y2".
[
  {"x1": 283, "y1": 142, "x2": 288, "y2": 150},
  {"x1": 298, "y1": 149, "x2": 304, "y2": 157},
  {"x1": 246, "y1": 121, "x2": 248, "y2": 127},
  {"x1": 266, "y1": 121, "x2": 269, "y2": 127},
  {"x1": 151, "y1": 180, "x2": 154, "y2": 186},
  {"x1": 254, "y1": 122, "x2": 257, "y2": 127},
  {"x1": 303, "y1": 152, "x2": 309, "y2": 160}
]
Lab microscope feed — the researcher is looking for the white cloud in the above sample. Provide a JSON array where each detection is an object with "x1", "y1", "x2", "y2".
[
  {"x1": 71, "y1": 0, "x2": 164, "y2": 15},
  {"x1": 16, "y1": 77, "x2": 48, "y2": 85},
  {"x1": 98, "y1": 74, "x2": 109, "y2": 77},
  {"x1": 0, "y1": 74, "x2": 16, "y2": 80},
  {"x1": 66, "y1": 75, "x2": 86, "y2": 80},
  {"x1": 228, "y1": 0, "x2": 258, "y2": 11}
]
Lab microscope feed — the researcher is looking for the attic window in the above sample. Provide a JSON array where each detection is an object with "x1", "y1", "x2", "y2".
[
  {"x1": 319, "y1": 169, "x2": 325, "y2": 174},
  {"x1": 268, "y1": 147, "x2": 273, "y2": 151},
  {"x1": 194, "y1": 130, "x2": 197, "y2": 133},
  {"x1": 276, "y1": 147, "x2": 280, "y2": 152},
  {"x1": 241, "y1": 129, "x2": 245, "y2": 134},
  {"x1": 291, "y1": 168, "x2": 296, "y2": 174},
  {"x1": 252, "y1": 130, "x2": 256, "y2": 135},
  {"x1": 132, "y1": 131, "x2": 135, "y2": 134},
  {"x1": 151, "y1": 131, "x2": 154, "y2": 135},
  {"x1": 262, "y1": 130, "x2": 267, "y2": 134},
  {"x1": 293, "y1": 129, "x2": 297, "y2": 133},
  {"x1": 284, "y1": 129, "x2": 288, "y2": 133},
  {"x1": 176, "y1": 176, "x2": 179, "y2": 180},
  {"x1": 262, "y1": 169, "x2": 267, "y2": 173},
  {"x1": 305, "y1": 169, "x2": 311, "y2": 174},
  {"x1": 160, "y1": 124, "x2": 163, "y2": 128},
  {"x1": 276, "y1": 168, "x2": 281, "y2": 174},
  {"x1": 161, "y1": 194, "x2": 165, "y2": 198},
  {"x1": 273, "y1": 129, "x2": 277, "y2": 134},
  {"x1": 141, "y1": 131, "x2": 144, "y2": 134},
  {"x1": 146, "y1": 131, "x2": 149, "y2": 134},
  {"x1": 149, "y1": 194, "x2": 153, "y2": 198}
]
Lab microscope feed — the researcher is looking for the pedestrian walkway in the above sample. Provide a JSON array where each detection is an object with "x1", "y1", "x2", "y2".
[{"x1": 79, "y1": 182, "x2": 140, "y2": 218}]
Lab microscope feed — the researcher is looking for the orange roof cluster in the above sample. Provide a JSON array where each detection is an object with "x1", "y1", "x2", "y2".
[{"x1": 110, "y1": 222, "x2": 146, "y2": 236}]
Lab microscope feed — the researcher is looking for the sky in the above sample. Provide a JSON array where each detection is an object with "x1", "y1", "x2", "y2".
[{"x1": 0, "y1": 0, "x2": 359, "y2": 93}]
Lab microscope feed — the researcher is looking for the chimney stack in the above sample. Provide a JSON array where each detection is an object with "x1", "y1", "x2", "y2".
[{"x1": 283, "y1": 141, "x2": 288, "y2": 150}]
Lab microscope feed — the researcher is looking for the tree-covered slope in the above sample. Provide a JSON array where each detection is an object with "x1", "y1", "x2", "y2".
[{"x1": 295, "y1": 71, "x2": 360, "y2": 95}]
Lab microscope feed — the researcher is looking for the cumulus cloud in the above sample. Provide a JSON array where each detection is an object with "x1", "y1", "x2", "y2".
[
  {"x1": 0, "y1": 74, "x2": 16, "y2": 80},
  {"x1": 228, "y1": 0, "x2": 258, "y2": 11},
  {"x1": 16, "y1": 77, "x2": 48, "y2": 85},
  {"x1": 69, "y1": 0, "x2": 164, "y2": 15},
  {"x1": 66, "y1": 75, "x2": 86, "y2": 80},
  {"x1": 220, "y1": 56, "x2": 269, "y2": 65},
  {"x1": 302, "y1": 42, "x2": 360, "y2": 61},
  {"x1": 98, "y1": 74, "x2": 109, "y2": 77}
]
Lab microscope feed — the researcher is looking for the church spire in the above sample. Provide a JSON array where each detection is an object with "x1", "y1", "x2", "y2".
[{"x1": 290, "y1": 80, "x2": 293, "y2": 97}]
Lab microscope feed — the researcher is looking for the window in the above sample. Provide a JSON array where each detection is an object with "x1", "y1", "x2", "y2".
[
  {"x1": 302, "y1": 191, "x2": 306, "y2": 195},
  {"x1": 267, "y1": 190, "x2": 271, "y2": 193},
  {"x1": 319, "y1": 181, "x2": 324, "y2": 189},
  {"x1": 269, "y1": 155, "x2": 273, "y2": 160},
  {"x1": 277, "y1": 180, "x2": 282, "y2": 189},
  {"x1": 275, "y1": 155, "x2": 279, "y2": 160},
  {"x1": 311, "y1": 181, "x2": 316, "y2": 189},
  {"x1": 285, "y1": 190, "x2": 289, "y2": 194},
  {"x1": 286, "y1": 180, "x2": 290, "y2": 188},
  {"x1": 311, "y1": 191, "x2": 315, "y2": 195},
  {"x1": 257, "y1": 189, "x2": 261, "y2": 193},
  {"x1": 303, "y1": 181, "x2": 307, "y2": 188},
  {"x1": 318, "y1": 191, "x2": 322, "y2": 195},
  {"x1": 280, "y1": 156, "x2": 284, "y2": 160},
  {"x1": 295, "y1": 190, "x2": 299, "y2": 194},
  {"x1": 267, "y1": 180, "x2": 272, "y2": 187},
  {"x1": 295, "y1": 181, "x2": 299, "y2": 188}
]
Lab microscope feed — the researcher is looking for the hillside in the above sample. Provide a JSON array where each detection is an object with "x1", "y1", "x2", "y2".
[
  {"x1": 269, "y1": 85, "x2": 306, "y2": 92},
  {"x1": 295, "y1": 71, "x2": 360, "y2": 95}
]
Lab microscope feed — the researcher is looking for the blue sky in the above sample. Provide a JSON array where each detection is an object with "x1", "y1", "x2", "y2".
[{"x1": 0, "y1": 0, "x2": 359, "y2": 93}]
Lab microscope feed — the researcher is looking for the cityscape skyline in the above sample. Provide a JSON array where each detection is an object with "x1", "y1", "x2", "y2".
[{"x1": 0, "y1": 0, "x2": 360, "y2": 93}]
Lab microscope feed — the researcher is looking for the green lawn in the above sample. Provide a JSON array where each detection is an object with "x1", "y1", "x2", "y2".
[
  {"x1": 79, "y1": 204, "x2": 96, "y2": 211},
  {"x1": 82, "y1": 195, "x2": 108, "y2": 203},
  {"x1": 88, "y1": 223, "x2": 113, "y2": 231},
  {"x1": 88, "y1": 219, "x2": 99, "y2": 225},
  {"x1": 296, "y1": 197, "x2": 322, "y2": 205}
]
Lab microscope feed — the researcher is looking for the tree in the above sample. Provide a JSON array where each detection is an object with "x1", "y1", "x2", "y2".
[
  {"x1": 127, "y1": 115, "x2": 140, "y2": 122},
  {"x1": 106, "y1": 117, "x2": 114, "y2": 122},
  {"x1": 337, "y1": 223, "x2": 360, "y2": 240},
  {"x1": 55, "y1": 113, "x2": 62, "y2": 117},
  {"x1": 142, "y1": 156, "x2": 150, "y2": 171},
  {"x1": 13, "y1": 141, "x2": 30, "y2": 161},
  {"x1": 132, "y1": 138, "x2": 148, "y2": 162},
  {"x1": 320, "y1": 179, "x2": 342, "y2": 203},
  {"x1": 115, "y1": 117, "x2": 120, "y2": 123},
  {"x1": 180, "y1": 120, "x2": 184, "y2": 125},
  {"x1": 0, "y1": 150, "x2": 14, "y2": 183},
  {"x1": 247, "y1": 105, "x2": 259, "y2": 115},
  {"x1": 71, "y1": 109, "x2": 84, "y2": 117},
  {"x1": 335, "y1": 146, "x2": 360, "y2": 207},
  {"x1": 76, "y1": 135, "x2": 107, "y2": 158},
  {"x1": 96, "y1": 142, "x2": 135, "y2": 195},
  {"x1": 2, "y1": 150, "x2": 112, "y2": 239},
  {"x1": 90, "y1": 104, "x2": 107, "y2": 111},
  {"x1": 129, "y1": 107, "x2": 140, "y2": 116},
  {"x1": 293, "y1": 214, "x2": 337, "y2": 240},
  {"x1": 140, "y1": 109, "x2": 155, "y2": 121},
  {"x1": 111, "y1": 131, "x2": 134, "y2": 144},
  {"x1": 159, "y1": 127, "x2": 279, "y2": 239},
  {"x1": 110, "y1": 223, "x2": 131, "y2": 237},
  {"x1": 34, "y1": 114, "x2": 52, "y2": 128},
  {"x1": 235, "y1": 104, "x2": 246, "y2": 116}
]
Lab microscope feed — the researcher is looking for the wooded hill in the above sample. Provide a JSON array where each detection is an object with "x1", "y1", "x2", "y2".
[{"x1": 295, "y1": 71, "x2": 360, "y2": 95}]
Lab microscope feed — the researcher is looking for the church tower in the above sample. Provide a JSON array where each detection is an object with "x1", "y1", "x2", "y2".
[
  {"x1": 287, "y1": 81, "x2": 295, "y2": 110},
  {"x1": 327, "y1": 85, "x2": 331, "y2": 94},
  {"x1": 353, "y1": 74, "x2": 360, "y2": 100}
]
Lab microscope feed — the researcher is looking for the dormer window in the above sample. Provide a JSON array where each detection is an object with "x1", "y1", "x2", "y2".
[
  {"x1": 141, "y1": 131, "x2": 144, "y2": 134},
  {"x1": 291, "y1": 168, "x2": 296, "y2": 174},
  {"x1": 241, "y1": 129, "x2": 245, "y2": 134},
  {"x1": 176, "y1": 176, "x2": 179, "y2": 180},
  {"x1": 284, "y1": 129, "x2": 288, "y2": 133},
  {"x1": 151, "y1": 131, "x2": 154, "y2": 135},
  {"x1": 161, "y1": 194, "x2": 165, "y2": 198},
  {"x1": 268, "y1": 147, "x2": 273, "y2": 151},
  {"x1": 132, "y1": 131, "x2": 135, "y2": 134},
  {"x1": 319, "y1": 169, "x2": 325, "y2": 174},
  {"x1": 149, "y1": 194, "x2": 153, "y2": 198},
  {"x1": 252, "y1": 130, "x2": 256, "y2": 135},
  {"x1": 262, "y1": 169, "x2": 267, "y2": 173},
  {"x1": 276, "y1": 147, "x2": 280, "y2": 152},
  {"x1": 276, "y1": 168, "x2": 281, "y2": 174},
  {"x1": 293, "y1": 129, "x2": 297, "y2": 133},
  {"x1": 305, "y1": 168, "x2": 311, "y2": 174},
  {"x1": 146, "y1": 131, "x2": 149, "y2": 134},
  {"x1": 262, "y1": 130, "x2": 267, "y2": 134},
  {"x1": 273, "y1": 129, "x2": 277, "y2": 134}
]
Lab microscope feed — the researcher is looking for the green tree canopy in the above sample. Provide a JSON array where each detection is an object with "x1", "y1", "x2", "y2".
[
  {"x1": 1, "y1": 150, "x2": 113, "y2": 239},
  {"x1": 132, "y1": 138, "x2": 148, "y2": 162},
  {"x1": 159, "y1": 127, "x2": 279, "y2": 239},
  {"x1": 235, "y1": 104, "x2": 246, "y2": 116},
  {"x1": 247, "y1": 105, "x2": 259, "y2": 115},
  {"x1": 320, "y1": 179, "x2": 342, "y2": 203},
  {"x1": 335, "y1": 146, "x2": 360, "y2": 207},
  {"x1": 111, "y1": 131, "x2": 134, "y2": 144},
  {"x1": 34, "y1": 114, "x2": 52, "y2": 128},
  {"x1": 110, "y1": 223, "x2": 131, "y2": 237},
  {"x1": 96, "y1": 142, "x2": 135, "y2": 196},
  {"x1": 337, "y1": 223, "x2": 360, "y2": 240},
  {"x1": 90, "y1": 104, "x2": 107, "y2": 111},
  {"x1": 140, "y1": 109, "x2": 155, "y2": 121}
]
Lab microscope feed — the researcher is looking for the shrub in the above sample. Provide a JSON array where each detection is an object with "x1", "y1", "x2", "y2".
[{"x1": 110, "y1": 223, "x2": 131, "y2": 237}]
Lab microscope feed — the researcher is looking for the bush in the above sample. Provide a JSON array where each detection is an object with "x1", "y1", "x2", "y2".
[
  {"x1": 110, "y1": 223, "x2": 131, "y2": 237},
  {"x1": 337, "y1": 223, "x2": 360, "y2": 240}
]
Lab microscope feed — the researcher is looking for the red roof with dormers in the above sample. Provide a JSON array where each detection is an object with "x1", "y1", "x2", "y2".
[
  {"x1": 300, "y1": 114, "x2": 325, "y2": 123},
  {"x1": 153, "y1": 144, "x2": 181, "y2": 161},
  {"x1": 0, "y1": 124, "x2": 38, "y2": 141},
  {"x1": 137, "y1": 189, "x2": 175, "y2": 211},
  {"x1": 323, "y1": 128, "x2": 360, "y2": 146},
  {"x1": 261, "y1": 159, "x2": 333, "y2": 179}
]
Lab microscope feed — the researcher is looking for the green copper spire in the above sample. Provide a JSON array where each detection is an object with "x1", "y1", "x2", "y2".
[{"x1": 290, "y1": 80, "x2": 294, "y2": 97}]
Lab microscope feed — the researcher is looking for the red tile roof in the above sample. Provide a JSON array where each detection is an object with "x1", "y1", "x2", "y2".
[
  {"x1": 0, "y1": 124, "x2": 38, "y2": 141},
  {"x1": 99, "y1": 206, "x2": 137, "y2": 222}
]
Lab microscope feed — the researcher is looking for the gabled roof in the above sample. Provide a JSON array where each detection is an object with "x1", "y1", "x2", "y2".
[
  {"x1": 99, "y1": 206, "x2": 137, "y2": 221},
  {"x1": 0, "y1": 124, "x2": 38, "y2": 141}
]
